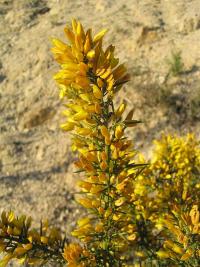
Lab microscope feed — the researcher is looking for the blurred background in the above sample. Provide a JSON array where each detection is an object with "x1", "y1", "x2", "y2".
[{"x1": 0, "y1": 0, "x2": 200, "y2": 235}]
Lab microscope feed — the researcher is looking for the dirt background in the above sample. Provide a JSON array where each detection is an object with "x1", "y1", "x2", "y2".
[{"x1": 0, "y1": 0, "x2": 200, "y2": 257}]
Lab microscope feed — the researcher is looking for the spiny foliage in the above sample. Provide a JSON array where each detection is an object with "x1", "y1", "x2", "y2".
[{"x1": 0, "y1": 19, "x2": 199, "y2": 267}]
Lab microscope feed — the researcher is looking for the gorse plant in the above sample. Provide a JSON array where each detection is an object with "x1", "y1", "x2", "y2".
[
  {"x1": 52, "y1": 18, "x2": 143, "y2": 266},
  {"x1": 132, "y1": 134, "x2": 200, "y2": 265},
  {"x1": 157, "y1": 205, "x2": 200, "y2": 265},
  {"x1": 0, "y1": 19, "x2": 199, "y2": 267}
]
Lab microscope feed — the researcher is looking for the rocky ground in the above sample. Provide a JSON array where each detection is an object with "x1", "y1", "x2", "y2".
[{"x1": 0, "y1": 0, "x2": 200, "y2": 264}]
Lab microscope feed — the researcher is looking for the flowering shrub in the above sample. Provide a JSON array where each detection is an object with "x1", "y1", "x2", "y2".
[
  {"x1": 131, "y1": 134, "x2": 200, "y2": 265},
  {"x1": 157, "y1": 205, "x2": 200, "y2": 265},
  {"x1": 0, "y1": 19, "x2": 199, "y2": 266}
]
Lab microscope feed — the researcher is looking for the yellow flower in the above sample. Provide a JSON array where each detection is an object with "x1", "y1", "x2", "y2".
[
  {"x1": 87, "y1": 50, "x2": 95, "y2": 60},
  {"x1": 76, "y1": 198, "x2": 94, "y2": 209},
  {"x1": 181, "y1": 249, "x2": 193, "y2": 261},
  {"x1": 73, "y1": 110, "x2": 88, "y2": 121},
  {"x1": 77, "y1": 217, "x2": 90, "y2": 227},
  {"x1": 115, "y1": 125, "x2": 123, "y2": 139},
  {"x1": 77, "y1": 127, "x2": 91, "y2": 136},
  {"x1": 127, "y1": 233, "x2": 137, "y2": 241},
  {"x1": 115, "y1": 197, "x2": 126, "y2": 207},
  {"x1": 93, "y1": 29, "x2": 107, "y2": 43},
  {"x1": 189, "y1": 205, "x2": 199, "y2": 225},
  {"x1": 63, "y1": 243, "x2": 83, "y2": 266},
  {"x1": 156, "y1": 250, "x2": 170, "y2": 259},
  {"x1": 100, "y1": 125, "x2": 110, "y2": 139},
  {"x1": 61, "y1": 121, "x2": 75, "y2": 131},
  {"x1": 115, "y1": 102, "x2": 126, "y2": 117}
]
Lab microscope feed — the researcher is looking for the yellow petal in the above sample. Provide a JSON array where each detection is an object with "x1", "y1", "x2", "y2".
[
  {"x1": 181, "y1": 252, "x2": 193, "y2": 261},
  {"x1": 73, "y1": 111, "x2": 88, "y2": 121},
  {"x1": 64, "y1": 27, "x2": 75, "y2": 44},
  {"x1": 84, "y1": 35, "x2": 91, "y2": 54},
  {"x1": 8, "y1": 211, "x2": 15, "y2": 223},
  {"x1": 115, "y1": 102, "x2": 126, "y2": 117},
  {"x1": 77, "y1": 180, "x2": 92, "y2": 191},
  {"x1": 75, "y1": 34, "x2": 83, "y2": 51},
  {"x1": 77, "y1": 128, "x2": 91, "y2": 136},
  {"x1": 77, "y1": 217, "x2": 90, "y2": 227},
  {"x1": 93, "y1": 29, "x2": 108, "y2": 43},
  {"x1": 79, "y1": 93, "x2": 91, "y2": 102},
  {"x1": 23, "y1": 243, "x2": 33, "y2": 251},
  {"x1": 60, "y1": 122, "x2": 75, "y2": 131},
  {"x1": 77, "y1": 198, "x2": 93, "y2": 208},
  {"x1": 127, "y1": 233, "x2": 137, "y2": 241},
  {"x1": 13, "y1": 227, "x2": 21, "y2": 236},
  {"x1": 87, "y1": 50, "x2": 95, "y2": 60},
  {"x1": 113, "y1": 214, "x2": 121, "y2": 221},
  {"x1": 115, "y1": 125, "x2": 123, "y2": 139},
  {"x1": 76, "y1": 76, "x2": 89, "y2": 88},
  {"x1": 105, "y1": 136, "x2": 111, "y2": 145},
  {"x1": 104, "y1": 208, "x2": 112, "y2": 218},
  {"x1": 100, "y1": 68, "x2": 112, "y2": 80},
  {"x1": 71, "y1": 18, "x2": 77, "y2": 32},
  {"x1": 51, "y1": 38, "x2": 67, "y2": 50},
  {"x1": 61, "y1": 62, "x2": 79, "y2": 71},
  {"x1": 14, "y1": 246, "x2": 27, "y2": 256},
  {"x1": 100, "y1": 161, "x2": 107, "y2": 171},
  {"x1": 115, "y1": 197, "x2": 126, "y2": 207},
  {"x1": 41, "y1": 236, "x2": 48, "y2": 244},
  {"x1": 156, "y1": 250, "x2": 170, "y2": 259},
  {"x1": 172, "y1": 244, "x2": 184, "y2": 254},
  {"x1": 95, "y1": 102, "x2": 101, "y2": 114},
  {"x1": 85, "y1": 105, "x2": 96, "y2": 113},
  {"x1": 100, "y1": 125, "x2": 110, "y2": 138}
]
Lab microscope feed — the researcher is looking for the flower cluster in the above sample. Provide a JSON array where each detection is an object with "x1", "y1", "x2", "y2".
[
  {"x1": 132, "y1": 134, "x2": 200, "y2": 220},
  {"x1": 0, "y1": 211, "x2": 66, "y2": 266},
  {"x1": 51, "y1": 18, "x2": 144, "y2": 266},
  {"x1": 157, "y1": 205, "x2": 200, "y2": 265},
  {"x1": 151, "y1": 134, "x2": 200, "y2": 205},
  {"x1": 130, "y1": 134, "x2": 200, "y2": 265},
  {"x1": 63, "y1": 243, "x2": 96, "y2": 267}
]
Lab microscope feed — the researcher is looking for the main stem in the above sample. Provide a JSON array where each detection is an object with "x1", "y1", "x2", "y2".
[{"x1": 87, "y1": 71, "x2": 122, "y2": 266}]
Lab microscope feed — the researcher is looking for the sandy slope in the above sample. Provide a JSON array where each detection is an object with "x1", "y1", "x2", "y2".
[{"x1": 0, "y1": 0, "x2": 200, "y2": 261}]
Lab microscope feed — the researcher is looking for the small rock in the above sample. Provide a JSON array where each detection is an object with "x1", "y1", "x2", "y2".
[
  {"x1": 0, "y1": 74, "x2": 6, "y2": 83},
  {"x1": 22, "y1": 106, "x2": 56, "y2": 129},
  {"x1": 137, "y1": 26, "x2": 161, "y2": 46},
  {"x1": 36, "y1": 146, "x2": 44, "y2": 161},
  {"x1": 5, "y1": 10, "x2": 15, "y2": 24},
  {"x1": 167, "y1": 76, "x2": 180, "y2": 86},
  {"x1": 158, "y1": 76, "x2": 166, "y2": 84},
  {"x1": 181, "y1": 17, "x2": 200, "y2": 33}
]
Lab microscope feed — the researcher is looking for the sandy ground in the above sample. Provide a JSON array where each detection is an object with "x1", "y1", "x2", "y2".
[{"x1": 0, "y1": 0, "x2": 200, "y2": 264}]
